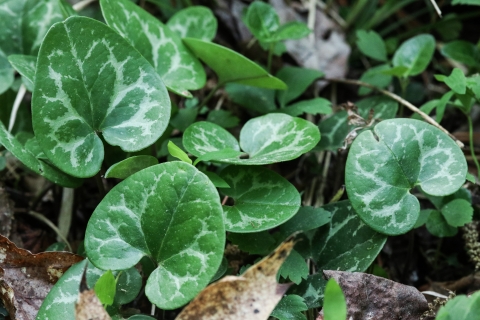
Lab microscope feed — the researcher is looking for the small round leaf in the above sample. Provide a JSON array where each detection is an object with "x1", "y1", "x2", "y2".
[
  {"x1": 392, "y1": 34, "x2": 435, "y2": 77},
  {"x1": 167, "y1": 6, "x2": 217, "y2": 41},
  {"x1": 441, "y1": 199, "x2": 473, "y2": 227}
]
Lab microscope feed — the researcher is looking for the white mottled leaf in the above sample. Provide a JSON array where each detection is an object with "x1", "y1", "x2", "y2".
[
  {"x1": 32, "y1": 16, "x2": 170, "y2": 178},
  {"x1": 85, "y1": 162, "x2": 225, "y2": 309},
  {"x1": 345, "y1": 119, "x2": 467, "y2": 235},
  {"x1": 100, "y1": 0, "x2": 206, "y2": 97},
  {"x1": 219, "y1": 165, "x2": 301, "y2": 232},
  {"x1": 167, "y1": 6, "x2": 217, "y2": 41},
  {"x1": 184, "y1": 114, "x2": 320, "y2": 165}
]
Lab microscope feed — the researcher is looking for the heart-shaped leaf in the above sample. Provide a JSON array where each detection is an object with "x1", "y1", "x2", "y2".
[
  {"x1": 291, "y1": 201, "x2": 387, "y2": 308},
  {"x1": 425, "y1": 209, "x2": 457, "y2": 237},
  {"x1": 0, "y1": 122, "x2": 82, "y2": 187},
  {"x1": 275, "y1": 67, "x2": 324, "y2": 107},
  {"x1": 183, "y1": 38, "x2": 287, "y2": 89},
  {"x1": 218, "y1": 165, "x2": 301, "y2": 232},
  {"x1": 32, "y1": 16, "x2": 170, "y2": 178},
  {"x1": 346, "y1": 118, "x2": 467, "y2": 235},
  {"x1": 85, "y1": 161, "x2": 225, "y2": 309},
  {"x1": 184, "y1": 114, "x2": 320, "y2": 165},
  {"x1": 104, "y1": 155, "x2": 159, "y2": 179},
  {"x1": 166, "y1": 6, "x2": 217, "y2": 41},
  {"x1": 100, "y1": 0, "x2": 206, "y2": 98},
  {"x1": 36, "y1": 260, "x2": 88, "y2": 320},
  {"x1": 0, "y1": 50, "x2": 13, "y2": 94},
  {"x1": 243, "y1": 1, "x2": 280, "y2": 43},
  {"x1": 392, "y1": 34, "x2": 435, "y2": 77},
  {"x1": 7, "y1": 55, "x2": 36, "y2": 91}
]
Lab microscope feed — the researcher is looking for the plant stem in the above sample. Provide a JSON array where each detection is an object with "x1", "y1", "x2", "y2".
[
  {"x1": 198, "y1": 84, "x2": 220, "y2": 109},
  {"x1": 428, "y1": 0, "x2": 442, "y2": 17},
  {"x1": 325, "y1": 77, "x2": 465, "y2": 148},
  {"x1": 8, "y1": 84, "x2": 26, "y2": 132},
  {"x1": 72, "y1": 0, "x2": 96, "y2": 11},
  {"x1": 267, "y1": 42, "x2": 275, "y2": 73},
  {"x1": 466, "y1": 114, "x2": 480, "y2": 179},
  {"x1": 27, "y1": 211, "x2": 72, "y2": 251}
]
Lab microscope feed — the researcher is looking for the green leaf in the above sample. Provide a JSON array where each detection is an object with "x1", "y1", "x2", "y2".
[
  {"x1": 168, "y1": 140, "x2": 192, "y2": 164},
  {"x1": 85, "y1": 162, "x2": 225, "y2": 309},
  {"x1": 358, "y1": 64, "x2": 392, "y2": 95},
  {"x1": 37, "y1": 260, "x2": 87, "y2": 320},
  {"x1": 227, "y1": 231, "x2": 276, "y2": 255},
  {"x1": 7, "y1": 55, "x2": 36, "y2": 92},
  {"x1": 202, "y1": 170, "x2": 230, "y2": 188},
  {"x1": 316, "y1": 111, "x2": 351, "y2": 152},
  {"x1": 193, "y1": 149, "x2": 244, "y2": 166},
  {"x1": 0, "y1": 122, "x2": 82, "y2": 187},
  {"x1": 441, "y1": 199, "x2": 473, "y2": 227},
  {"x1": 170, "y1": 107, "x2": 199, "y2": 132},
  {"x1": 166, "y1": 6, "x2": 217, "y2": 41},
  {"x1": 276, "y1": 67, "x2": 324, "y2": 107},
  {"x1": 219, "y1": 165, "x2": 300, "y2": 232},
  {"x1": 356, "y1": 96, "x2": 398, "y2": 120},
  {"x1": 0, "y1": 0, "x2": 26, "y2": 56},
  {"x1": 441, "y1": 40, "x2": 480, "y2": 67},
  {"x1": 323, "y1": 279, "x2": 347, "y2": 320},
  {"x1": 184, "y1": 114, "x2": 320, "y2": 165},
  {"x1": 183, "y1": 38, "x2": 286, "y2": 89},
  {"x1": 271, "y1": 295, "x2": 308, "y2": 320},
  {"x1": 100, "y1": 0, "x2": 206, "y2": 97},
  {"x1": 278, "y1": 249, "x2": 308, "y2": 285},
  {"x1": 206, "y1": 110, "x2": 240, "y2": 128},
  {"x1": 436, "y1": 291, "x2": 480, "y2": 320},
  {"x1": 128, "y1": 316, "x2": 156, "y2": 320},
  {"x1": 104, "y1": 156, "x2": 159, "y2": 179},
  {"x1": 381, "y1": 65, "x2": 410, "y2": 77},
  {"x1": 414, "y1": 209, "x2": 432, "y2": 228},
  {"x1": 277, "y1": 206, "x2": 332, "y2": 240},
  {"x1": 0, "y1": 50, "x2": 14, "y2": 95},
  {"x1": 392, "y1": 34, "x2": 435, "y2": 77},
  {"x1": 280, "y1": 98, "x2": 332, "y2": 116},
  {"x1": 94, "y1": 270, "x2": 116, "y2": 306},
  {"x1": 271, "y1": 22, "x2": 311, "y2": 42},
  {"x1": 452, "y1": 0, "x2": 480, "y2": 5},
  {"x1": 225, "y1": 83, "x2": 277, "y2": 114},
  {"x1": 290, "y1": 201, "x2": 385, "y2": 308},
  {"x1": 356, "y1": 30, "x2": 387, "y2": 62},
  {"x1": 243, "y1": 1, "x2": 280, "y2": 43},
  {"x1": 426, "y1": 209, "x2": 458, "y2": 237},
  {"x1": 346, "y1": 119, "x2": 467, "y2": 235},
  {"x1": 32, "y1": 16, "x2": 170, "y2": 178},
  {"x1": 443, "y1": 68, "x2": 467, "y2": 94}
]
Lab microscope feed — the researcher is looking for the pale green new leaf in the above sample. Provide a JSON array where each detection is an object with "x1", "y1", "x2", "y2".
[
  {"x1": 37, "y1": 260, "x2": 87, "y2": 320},
  {"x1": 184, "y1": 114, "x2": 320, "y2": 165},
  {"x1": 85, "y1": 162, "x2": 225, "y2": 309},
  {"x1": 346, "y1": 119, "x2": 467, "y2": 235},
  {"x1": 167, "y1": 6, "x2": 217, "y2": 41},
  {"x1": 323, "y1": 279, "x2": 347, "y2": 320},
  {"x1": 168, "y1": 140, "x2": 192, "y2": 164},
  {"x1": 183, "y1": 38, "x2": 287, "y2": 89},
  {"x1": 7, "y1": 55, "x2": 36, "y2": 91},
  {"x1": 33, "y1": 16, "x2": 170, "y2": 178},
  {"x1": 219, "y1": 165, "x2": 300, "y2": 232},
  {"x1": 100, "y1": 0, "x2": 206, "y2": 97},
  {"x1": 104, "y1": 156, "x2": 159, "y2": 179},
  {"x1": 94, "y1": 270, "x2": 116, "y2": 306},
  {"x1": 392, "y1": 34, "x2": 435, "y2": 77},
  {"x1": 0, "y1": 122, "x2": 82, "y2": 187}
]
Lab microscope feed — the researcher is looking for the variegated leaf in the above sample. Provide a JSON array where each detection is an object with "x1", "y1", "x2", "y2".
[
  {"x1": 100, "y1": 0, "x2": 206, "y2": 98},
  {"x1": 184, "y1": 114, "x2": 320, "y2": 165},
  {"x1": 219, "y1": 166, "x2": 301, "y2": 232},
  {"x1": 345, "y1": 119, "x2": 467, "y2": 235},
  {"x1": 0, "y1": 0, "x2": 26, "y2": 55},
  {"x1": 167, "y1": 6, "x2": 217, "y2": 41},
  {"x1": 32, "y1": 16, "x2": 170, "y2": 178},
  {"x1": 85, "y1": 162, "x2": 225, "y2": 309},
  {"x1": 8, "y1": 54, "x2": 36, "y2": 91},
  {"x1": 0, "y1": 122, "x2": 82, "y2": 187}
]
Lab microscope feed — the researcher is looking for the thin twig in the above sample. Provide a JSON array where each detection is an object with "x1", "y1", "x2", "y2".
[
  {"x1": 27, "y1": 211, "x2": 72, "y2": 252},
  {"x1": 429, "y1": 0, "x2": 442, "y2": 17},
  {"x1": 307, "y1": 0, "x2": 316, "y2": 44},
  {"x1": 72, "y1": 0, "x2": 96, "y2": 12},
  {"x1": 8, "y1": 84, "x2": 26, "y2": 132},
  {"x1": 325, "y1": 78, "x2": 465, "y2": 148}
]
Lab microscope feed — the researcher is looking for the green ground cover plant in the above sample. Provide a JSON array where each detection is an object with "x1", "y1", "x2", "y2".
[{"x1": 0, "y1": 0, "x2": 479, "y2": 319}]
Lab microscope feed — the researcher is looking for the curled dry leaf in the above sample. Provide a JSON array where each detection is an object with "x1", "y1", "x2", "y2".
[
  {"x1": 0, "y1": 235, "x2": 84, "y2": 320},
  {"x1": 319, "y1": 270, "x2": 429, "y2": 320},
  {"x1": 176, "y1": 236, "x2": 296, "y2": 320},
  {"x1": 75, "y1": 290, "x2": 111, "y2": 320}
]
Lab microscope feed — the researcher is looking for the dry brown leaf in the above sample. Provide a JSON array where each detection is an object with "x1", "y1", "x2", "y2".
[
  {"x1": 75, "y1": 290, "x2": 111, "y2": 320},
  {"x1": 176, "y1": 237, "x2": 296, "y2": 320},
  {"x1": 0, "y1": 187, "x2": 14, "y2": 238},
  {"x1": 0, "y1": 234, "x2": 84, "y2": 320},
  {"x1": 320, "y1": 270, "x2": 429, "y2": 320}
]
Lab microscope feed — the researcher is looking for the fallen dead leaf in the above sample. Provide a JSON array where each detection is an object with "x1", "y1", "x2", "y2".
[
  {"x1": 0, "y1": 234, "x2": 84, "y2": 320},
  {"x1": 75, "y1": 290, "x2": 111, "y2": 320},
  {"x1": 318, "y1": 270, "x2": 429, "y2": 320},
  {"x1": 176, "y1": 236, "x2": 296, "y2": 320}
]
